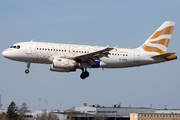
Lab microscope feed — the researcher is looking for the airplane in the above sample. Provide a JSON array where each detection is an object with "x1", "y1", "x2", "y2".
[{"x1": 2, "y1": 21, "x2": 177, "y2": 79}]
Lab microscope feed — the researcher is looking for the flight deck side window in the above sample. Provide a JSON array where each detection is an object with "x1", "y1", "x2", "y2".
[
  {"x1": 13, "y1": 46, "x2": 16, "y2": 48},
  {"x1": 17, "y1": 46, "x2": 20, "y2": 49}
]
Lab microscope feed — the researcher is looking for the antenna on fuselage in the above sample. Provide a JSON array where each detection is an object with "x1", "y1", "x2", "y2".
[{"x1": 31, "y1": 39, "x2": 33, "y2": 42}]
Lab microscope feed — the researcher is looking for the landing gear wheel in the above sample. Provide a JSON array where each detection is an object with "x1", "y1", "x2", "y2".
[
  {"x1": 25, "y1": 69, "x2": 29, "y2": 74},
  {"x1": 80, "y1": 73, "x2": 86, "y2": 79},
  {"x1": 80, "y1": 71, "x2": 90, "y2": 79},
  {"x1": 84, "y1": 71, "x2": 89, "y2": 78}
]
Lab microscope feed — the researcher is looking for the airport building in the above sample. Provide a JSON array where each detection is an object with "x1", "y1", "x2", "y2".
[
  {"x1": 130, "y1": 113, "x2": 180, "y2": 120},
  {"x1": 54, "y1": 103, "x2": 180, "y2": 120}
]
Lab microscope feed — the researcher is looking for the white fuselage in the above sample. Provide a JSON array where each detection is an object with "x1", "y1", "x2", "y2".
[{"x1": 2, "y1": 41, "x2": 164, "y2": 69}]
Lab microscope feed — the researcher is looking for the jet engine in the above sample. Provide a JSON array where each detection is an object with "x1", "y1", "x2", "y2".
[{"x1": 50, "y1": 58, "x2": 76, "y2": 72}]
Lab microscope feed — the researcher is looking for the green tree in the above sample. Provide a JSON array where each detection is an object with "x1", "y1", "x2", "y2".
[{"x1": 6, "y1": 101, "x2": 18, "y2": 120}]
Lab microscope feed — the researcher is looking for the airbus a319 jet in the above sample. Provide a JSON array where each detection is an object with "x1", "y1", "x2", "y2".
[{"x1": 2, "y1": 21, "x2": 177, "y2": 79}]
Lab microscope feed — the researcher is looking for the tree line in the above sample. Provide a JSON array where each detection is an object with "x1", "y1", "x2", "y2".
[{"x1": 0, "y1": 101, "x2": 58, "y2": 120}]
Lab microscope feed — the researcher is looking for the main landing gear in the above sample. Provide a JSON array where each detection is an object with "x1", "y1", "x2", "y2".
[
  {"x1": 80, "y1": 69, "x2": 90, "y2": 79},
  {"x1": 25, "y1": 62, "x2": 30, "y2": 74}
]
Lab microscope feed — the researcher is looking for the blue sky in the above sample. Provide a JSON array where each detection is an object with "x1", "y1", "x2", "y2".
[{"x1": 0, "y1": 0, "x2": 180, "y2": 111}]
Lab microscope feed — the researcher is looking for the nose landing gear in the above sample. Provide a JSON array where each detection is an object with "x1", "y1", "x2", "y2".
[{"x1": 25, "y1": 62, "x2": 30, "y2": 74}]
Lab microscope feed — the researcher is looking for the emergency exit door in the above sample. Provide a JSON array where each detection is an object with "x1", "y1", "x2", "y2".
[
  {"x1": 26, "y1": 43, "x2": 32, "y2": 54},
  {"x1": 134, "y1": 51, "x2": 140, "y2": 62}
]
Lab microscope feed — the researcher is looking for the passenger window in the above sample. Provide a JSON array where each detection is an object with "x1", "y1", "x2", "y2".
[
  {"x1": 112, "y1": 53, "x2": 114, "y2": 55},
  {"x1": 79, "y1": 51, "x2": 81, "y2": 53},
  {"x1": 76, "y1": 51, "x2": 78, "y2": 53},
  {"x1": 73, "y1": 50, "x2": 75, "y2": 52},
  {"x1": 42, "y1": 48, "x2": 44, "y2": 50},
  {"x1": 37, "y1": 48, "x2": 38, "y2": 50},
  {"x1": 51, "y1": 49, "x2": 52, "y2": 51},
  {"x1": 56, "y1": 49, "x2": 58, "y2": 51},
  {"x1": 54, "y1": 49, "x2": 55, "y2": 51},
  {"x1": 40, "y1": 48, "x2": 41, "y2": 50},
  {"x1": 48, "y1": 49, "x2": 50, "y2": 51},
  {"x1": 65, "y1": 50, "x2": 66, "y2": 52},
  {"x1": 62, "y1": 50, "x2": 63, "y2": 52},
  {"x1": 45, "y1": 48, "x2": 47, "y2": 50},
  {"x1": 115, "y1": 54, "x2": 116, "y2": 55},
  {"x1": 126, "y1": 54, "x2": 128, "y2": 56},
  {"x1": 85, "y1": 51, "x2": 86, "y2": 53},
  {"x1": 82, "y1": 51, "x2": 83, "y2": 53},
  {"x1": 59, "y1": 49, "x2": 61, "y2": 51},
  {"x1": 69, "y1": 50, "x2": 70, "y2": 52}
]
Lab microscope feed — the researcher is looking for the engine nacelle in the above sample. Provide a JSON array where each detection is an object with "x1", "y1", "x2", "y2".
[
  {"x1": 50, "y1": 58, "x2": 76, "y2": 72},
  {"x1": 50, "y1": 64, "x2": 76, "y2": 72}
]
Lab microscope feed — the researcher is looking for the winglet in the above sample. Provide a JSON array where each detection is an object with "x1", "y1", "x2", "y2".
[{"x1": 113, "y1": 45, "x2": 119, "y2": 48}]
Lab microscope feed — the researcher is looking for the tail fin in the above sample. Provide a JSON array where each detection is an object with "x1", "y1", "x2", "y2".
[{"x1": 140, "y1": 21, "x2": 175, "y2": 54}]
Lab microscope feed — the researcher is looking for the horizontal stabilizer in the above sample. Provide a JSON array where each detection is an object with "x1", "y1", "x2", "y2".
[
  {"x1": 152, "y1": 53, "x2": 176, "y2": 58},
  {"x1": 152, "y1": 53, "x2": 177, "y2": 61}
]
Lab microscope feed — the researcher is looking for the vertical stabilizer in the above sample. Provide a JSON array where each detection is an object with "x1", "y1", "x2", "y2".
[{"x1": 140, "y1": 21, "x2": 175, "y2": 54}]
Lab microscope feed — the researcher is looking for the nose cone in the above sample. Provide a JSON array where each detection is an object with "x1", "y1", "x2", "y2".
[
  {"x1": 2, "y1": 49, "x2": 13, "y2": 59},
  {"x1": 2, "y1": 50, "x2": 7, "y2": 57}
]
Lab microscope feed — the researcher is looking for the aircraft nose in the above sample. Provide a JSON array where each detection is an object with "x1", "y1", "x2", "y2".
[
  {"x1": 2, "y1": 50, "x2": 7, "y2": 57},
  {"x1": 2, "y1": 49, "x2": 12, "y2": 58}
]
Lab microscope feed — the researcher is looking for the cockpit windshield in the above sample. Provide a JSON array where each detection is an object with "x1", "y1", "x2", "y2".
[{"x1": 10, "y1": 45, "x2": 20, "y2": 49}]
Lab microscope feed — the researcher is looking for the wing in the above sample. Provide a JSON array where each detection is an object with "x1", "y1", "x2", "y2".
[{"x1": 69, "y1": 46, "x2": 117, "y2": 65}]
